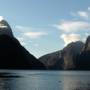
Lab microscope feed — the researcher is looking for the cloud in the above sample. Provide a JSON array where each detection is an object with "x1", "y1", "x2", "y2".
[
  {"x1": 70, "y1": 11, "x2": 89, "y2": 19},
  {"x1": 24, "y1": 32, "x2": 48, "y2": 39},
  {"x1": 15, "y1": 25, "x2": 48, "y2": 39},
  {"x1": 15, "y1": 25, "x2": 33, "y2": 32},
  {"x1": 55, "y1": 7, "x2": 90, "y2": 46},
  {"x1": 70, "y1": 7, "x2": 90, "y2": 20},
  {"x1": 61, "y1": 33, "x2": 81, "y2": 46},
  {"x1": 55, "y1": 20, "x2": 90, "y2": 33},
  {"x1": 77, "y1": 11, "x2": 89, "y2": 19}
]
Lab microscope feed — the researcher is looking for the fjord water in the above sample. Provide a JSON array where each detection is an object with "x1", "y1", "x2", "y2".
[{"x1": 0, "y1": 70, "x2": 90, "y2": 90}]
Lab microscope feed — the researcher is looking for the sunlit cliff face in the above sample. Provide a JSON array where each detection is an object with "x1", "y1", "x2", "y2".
[{"x1": 0, "y1": 16, "x2": 13, "y2": 37}]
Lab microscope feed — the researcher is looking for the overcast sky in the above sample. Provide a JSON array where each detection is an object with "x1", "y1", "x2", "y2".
[{"x1": 1, "y1": 0, "x2": 90, "y2": 58}]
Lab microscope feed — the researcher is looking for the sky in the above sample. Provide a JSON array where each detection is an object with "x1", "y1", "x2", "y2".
[{"x1": 0, "y1": 0, "x2": 90, "y2": 58}]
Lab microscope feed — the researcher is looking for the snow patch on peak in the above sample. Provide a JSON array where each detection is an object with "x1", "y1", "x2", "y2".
[{"x1": 0, "y1": 16, "x2": 8, "y2": 28}]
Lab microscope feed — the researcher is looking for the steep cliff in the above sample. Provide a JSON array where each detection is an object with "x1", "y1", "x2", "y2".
[{"x1": 39, "y1": 41, "x2": 84, "y2": 70}]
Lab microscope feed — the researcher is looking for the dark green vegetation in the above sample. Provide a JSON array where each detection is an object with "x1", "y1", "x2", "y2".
[{"x1": 39, "y1": 36, "x2": 90, "y2": 70}]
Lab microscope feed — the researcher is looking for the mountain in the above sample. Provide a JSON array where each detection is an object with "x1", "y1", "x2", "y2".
[
  {"x1": 39, "y1": 41, "x2": 84, "y2": 70},
  {"x1": 39, "y1": 51, "x2": 63, "y2": 70},
  {"x1": 1, "y1": 18, "x2": 90, "y2": 70},
  {"x1": 0, "y1": 19, "x2": 45, "y2": 69},
  {"x1": 62, "y1": 41, "x2": 84, "y2": 70},
  {"x1": 82, "y1": 36, "x2": 90, "y2": 51},
  {"x1": 0, "y1": 19, "x2": 13, "y2": 37},
  {"x1": 76, "y1": 36, "x2": 90, "y2": 70}
]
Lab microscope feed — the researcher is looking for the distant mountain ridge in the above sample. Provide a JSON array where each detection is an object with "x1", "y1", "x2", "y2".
[{"x1": 39, "y1": 40, "x2": 90, "y2": 70}]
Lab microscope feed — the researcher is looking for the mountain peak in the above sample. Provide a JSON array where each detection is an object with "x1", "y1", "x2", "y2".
[
  {"x1": 0, "y1": 16, "x2": 4, "y2": 21},
  {"x1": 86, "y1": 35, "x2": 90, "y2": 42},
  {"x1": 82, "y1": 35, "x2": 90, "y2": 51},
  {"x1": 0, "y1": 17, "x2": 13, "y2": 37}
]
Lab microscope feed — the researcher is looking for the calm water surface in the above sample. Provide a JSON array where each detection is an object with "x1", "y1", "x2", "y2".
[{"x1": 0, "y1": 70, "x2": 89, "y2": 90}]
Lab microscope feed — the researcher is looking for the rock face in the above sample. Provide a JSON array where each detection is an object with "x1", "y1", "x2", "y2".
[
  {"x1": 39, "y1": 51, "x2": 63, "y2": 70},
  {"x1": 39, "y1": 41, "x2": 84, "y2": 70},
  {"x1": 62, "y1": 41, "x2": 84, "y2": 70},
  {"x1": 76, "y1": 36, "x2": 90, "y2": 70},
  {"x1": 82, "y1": 36, "x2": 90, "y2": 51},
  {"x1": 0, "y1": 19, "x2": 45, "y2": 69}
]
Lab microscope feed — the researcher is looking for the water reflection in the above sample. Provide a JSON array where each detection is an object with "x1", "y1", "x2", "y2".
[
  {"x1": 0, "y1": 72, "x2": 22, "y2": 90},
  {"x1": 62, "y1": 72, "x2": 90, "y2": 90},
  {"x1": 0, "y1": 78, "x2": 11, "y2": 90}
]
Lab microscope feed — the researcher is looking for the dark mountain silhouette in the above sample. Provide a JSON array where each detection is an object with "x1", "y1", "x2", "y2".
[
  {"x1": 76, "y1": 36, "x2": 90, "y2": 70},
  {"x1": 0, "y1": 19, "x2": 45, "y2": 69},
  {"x1": 39, "y1": 41, "x2": 84, "y2": 70},
  {"x1": 82, "y1": 36, "x2": 90, "y2": 51}
]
